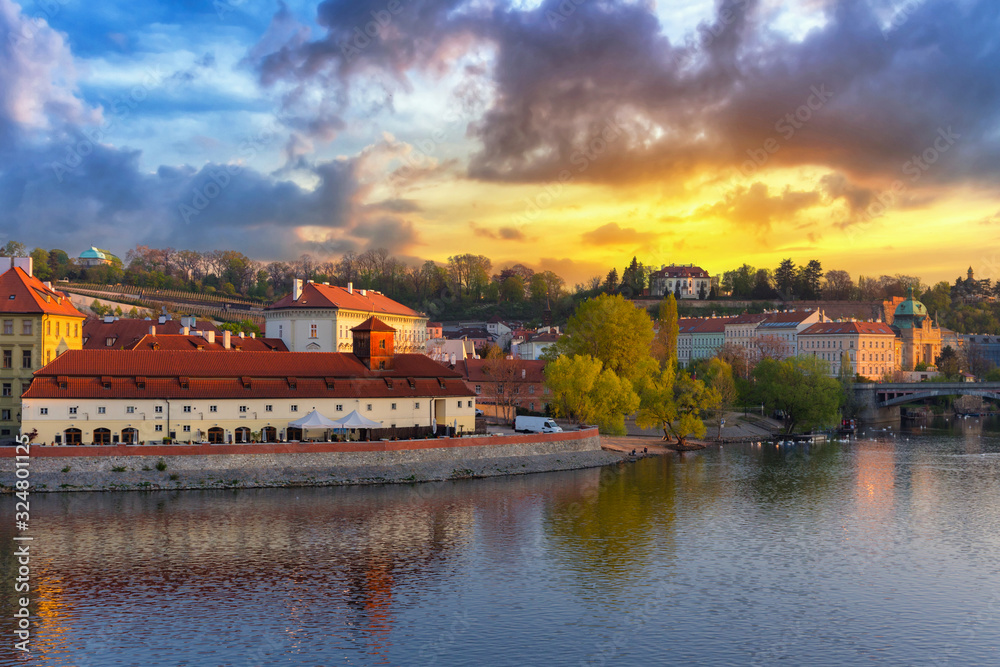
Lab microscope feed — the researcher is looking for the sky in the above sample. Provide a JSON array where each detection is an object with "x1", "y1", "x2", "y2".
[{"x1": 1, "y1": 0, "x2": 998, "y2": 287}]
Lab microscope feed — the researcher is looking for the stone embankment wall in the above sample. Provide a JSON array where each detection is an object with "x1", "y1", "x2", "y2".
[{"x1": 1, "y1": 429, "x2": 616, "y2": 493}]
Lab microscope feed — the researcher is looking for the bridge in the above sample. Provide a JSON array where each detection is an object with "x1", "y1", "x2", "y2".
[{"x1": 854, "y1": 382, "x2": 1000, "y2": 422}]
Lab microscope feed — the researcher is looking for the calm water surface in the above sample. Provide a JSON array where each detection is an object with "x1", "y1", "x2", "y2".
[{"x1": 3, "y1": 418, "x2": 1000, "y2": 666}]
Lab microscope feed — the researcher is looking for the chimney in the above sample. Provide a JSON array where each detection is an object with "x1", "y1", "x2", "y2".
[
  {"x1": 360, "y1": 289, "x2": 367, "y2": 296},
  {"x1": 181, "y1": 327, "x2": 190, "y2": 335},
  {"x1": 158, "y1": 315, "x2": 167, "y2": 324},
  {"x1": 12, "y1": 257, "x2": 32, "y2": 277},
  {"x1": 449, "y1": 353, "x2": 456, "y2": 365},
  {"x1": 521, "y1": 368, "x2": 526, "y2": 379},
  {"x1": 250, "y1": 332, "x2": 256, "y2": 338},
  {"x1": 223, "y1": 330, "x2": 231, "y2": 349},
  {"x1": 206, "y1": 331, "x2": 215, "y2": 344},
  {"x1": 347, "y1": 282, "x2": 353, "y2": 294},
  {"x1": 149, "y1": 326, "x2": 156, "y2": 336},
  {"x1": 238, "y1": 331, "x2": 245, "y2": 338},
  {"x1": 292, "y1": 278, "x2": 303, "y2": 300},
  {"x1": 104, "y1": 315, "x2": 115, "y2": 323},
  {"x1": 43, "y1": 281, "x2": 53, "y2": 290}
]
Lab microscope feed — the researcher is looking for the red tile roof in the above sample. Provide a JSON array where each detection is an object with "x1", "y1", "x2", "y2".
[
  {"x1": 352, "y1": 316, "x2": 395, "y2": 332},
  {"x1": 800, "y1": 322, "x2": 895, "y2": 336},
  {"x1": 761, "y1": 311, "x2": 820, "y2": 325},
  {"x1": 454, "y1": 359, "x2": 547, "y2": 383},
  {"x1": 267, "y1": 282, "x2": 422, "y2": 317},
  {"x1": 0, "y1": 268, "x2": 85, "y2": 317},
  {"x1": 128, "y1": 334, "x2": 287, "y2": 352},
  {"x1": 82, "y1": 318, "x2": 220, "y2": 350},
  {"x1": 727, "y1": 314, "x2": 770, "y2": 325},
  {"x1": 26, "y1": 350, "x2": 474, "y2": 399}
]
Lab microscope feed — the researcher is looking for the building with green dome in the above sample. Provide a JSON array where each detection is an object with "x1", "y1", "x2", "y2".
[
  {"x1": 888, "y1": 285, "x2": 942, "y2": 370},
  {"x1": 78, "y1": 246, "x2": 117, "y2": 268}
]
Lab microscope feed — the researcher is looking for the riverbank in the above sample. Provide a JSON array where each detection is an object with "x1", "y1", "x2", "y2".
[{"x1": 0, "y1": 429, "x2": 627, "y2": 493}]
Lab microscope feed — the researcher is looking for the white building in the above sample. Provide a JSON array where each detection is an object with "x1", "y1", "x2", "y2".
[{"x1": 265, "y1": 280, "x2": 428, "y2": 354}]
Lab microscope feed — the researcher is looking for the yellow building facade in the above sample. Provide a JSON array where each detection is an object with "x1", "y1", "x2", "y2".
[{"x1": 0, "y1": 266, "x2": 84, "y2": 442}]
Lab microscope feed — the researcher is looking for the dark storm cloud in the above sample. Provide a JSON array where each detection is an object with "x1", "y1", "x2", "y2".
[{"x1": 249, "y1": 0, "x2": 1000, "y2": 198}]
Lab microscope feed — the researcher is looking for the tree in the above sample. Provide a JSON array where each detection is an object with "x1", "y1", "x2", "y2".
[
  {"x1": 751, "y1": 356, "x2": 841, "y2": 434},
  {"x1": 499, "y1": 276, "x2": 526, "y2": 302},
  {"x1": 797, "y1": 260, "x2": 822, "y2": 300},
  {"x1": 548, "y1": 294, "x2": 656, "y2": 382},
  {"x1": 822, "y1": 270, "x2": 855, "y2": 300},
  {"x1": 723, "y1": 264, "x2": 756, "y2": 298},
  {"x1": 963, "y1": 339, "x2": 994, "y2": 379},
  {"x1": 635, "y1": 368, "x2": 720, "y2": 445},
  {"x1": 935, "y1": 346, "x2": 961, "y2": 379},
  {"x1": 603, "y1": 268, "x2": 618, "y2": 294},
  {"x1": 774, "y1": 258, "x2": 797, "y2": 298},
  {"x1": 620, "y1": 256, "x2": 645, "y2": 297},
  {"x1": 482, "y1": 345, "x2": 526, "y2": 426},
  {"x1": 650, "y1": 294, "x2": 679, "y2": 369},
  {"x1": 0, "y1": 240, "x2": 27, "y2": 257},
  {"x1": 219, "y1": 319, "x2": 262, "y2": 337},
  {"x1": 544, "y1": 355, "x2": 639, "y2": 435},
  {"x1": 715, "y1": 342, "x2": 751, "y2": 380},
  {"x1": 751, "y1": 269, "x2": 775, "y2": 299},
  {"x1": 838, "y1": 351, "x2": 864, "y2": 419}
]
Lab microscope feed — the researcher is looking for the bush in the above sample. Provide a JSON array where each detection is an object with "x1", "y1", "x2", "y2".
[
  {"x1": 111, "y1": 466, "x2": 126, "y2": 472},
  {"x1": 155, "y1": 459, "x2": 167, "y2": 471}
]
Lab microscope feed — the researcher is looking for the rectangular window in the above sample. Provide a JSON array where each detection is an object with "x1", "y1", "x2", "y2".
[
  {"x1": 40, "y1": 408, "x2": 48, "y2": 415},
  {"x1": 366, "y1": 403, "x2": 373, "y2": 411},
  {"x1": 290, "y1": 405, "x2": 298, "y2": 412},
  {"x1": 69, "y1": 407, "x2": 77, "y2": 415},
  {"x1": 21, "y1": 350, "x2": 30, "y2": 368},
  {"x1": 458, "y1": 401, "x2": 462, "y2": 408},
  {"x1": 265, "y1": 405, "x2": 273, "y2": 412},
  {"x1": 22, "y1": 320, "x2": 31, "y2": 335},
  {"x1": 183, "y1": 425, "x2": 191, "y2": 432},
  {"x1": 1, "y1": 383, "x2": 10, "y2": 397},
  {"x1": 468, "y1": 400, "x2": 473, "y2": 407},
  {"x1": 155, "y1": 406, "x2": 163, "y2": 413},
  {"x1": 239, "y1": 405, "x2": 248, "y2": 413},
  {"x1": 155, "y1": 424, "x2": 163, "y2": 432},
  {"x1": 2, "y1": 350, "x2": 10, "y2": 369},
  {"x1": 3, "y1": 320, "x2": 12, "y2": 335},
  {"x1": 475, "y1": 385, "x2": 481, "y2": 394},
  {"x1": 126, "y1": 406, "x2": 135, "y2": 414},
  {"x1": 336, "y1": 404, "x2": 343, "y2": 411},
  {"x1": 97, "y1": 407, "x2": 106, "y2": 415},
  {"x1": 310, "y1": 324, "x2": 318, "y2": 339},
  {"x1": 21, "y1": 382, "x2": 29, "y2": 395},
  {"x1": 391, "y1": 403, "x2": 397, "y2": 410},
  {"x1": 1, "y1": 410, "x2": 9, "y2": 421}
]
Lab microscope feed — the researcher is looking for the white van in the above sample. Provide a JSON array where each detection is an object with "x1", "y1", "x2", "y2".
[{"x1": 514, "y1": 416, "x2": 563, "y2": 433}]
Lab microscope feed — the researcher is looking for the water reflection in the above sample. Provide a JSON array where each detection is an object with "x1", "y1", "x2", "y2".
[{"x1": 2, "y1": 431, "x2": 1000, "y2": 665}]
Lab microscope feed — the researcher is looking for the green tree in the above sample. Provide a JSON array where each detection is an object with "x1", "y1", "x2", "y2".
[
  {"x1": 935, "y1": 346, "x2": 961, "y2": 379},
  {"x1": 547, "y1": 294, "x2": 655, "y2": 381},
  {"x1": 650, "y1": 294, "x2": 679, "y2": 369},
  {"x1": 635, "y1": 368, "x2": 720, "y2": 444},
  {"x1": 752, "y1": 356, "x2": 841, "y2": 434},
  {"x1": 797, "y1": 260, "x2": 822, "y2": 299},
  {"x1": 774, "y1": 258, "x2": 797, "y2": 298},
  {"x1": 545, "y1": 355, "x2": 639, "y2": 435},
  {"x1": 499, "y1": 276, "x2": 526, "y2": 302},
  {"x1": 0, "y1": 240, "x2": 27, "y2": 257},
  {"x1": 30, "y1": 248, "x2": 52, "y2": 280}
]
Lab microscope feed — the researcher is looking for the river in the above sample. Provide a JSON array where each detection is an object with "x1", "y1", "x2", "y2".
[{"x1": 3, "y1": 418, "x2": 1000, "y2": 666}]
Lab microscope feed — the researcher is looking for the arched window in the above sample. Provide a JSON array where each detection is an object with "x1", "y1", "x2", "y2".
[
  {"x1": 64, "y1": 428, "x2": 82, "y2": 445},
  {"x1": 93, "y1": 428, "x2": 111, "y2": 445},
  {"x1": 234, "y1": 427, "x2": 250, "y2": 443},
  {"x1": 122, "y1": 428, "x2": 138, "y2": 444},
  {"x1": 207, "y1": 427, "x2": 225, "y2": 444}
]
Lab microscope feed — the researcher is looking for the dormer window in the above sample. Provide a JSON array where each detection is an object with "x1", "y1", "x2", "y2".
[
  {"x1": 57, "y1": 376, "x2": 68, "y2": 390},
  {"x1": 136, "y1": 376, "x2": 146, "y2": 389},
  {"x1": 325, "y1": 378, "x2": 335, "y2": 390},
  {"x1": 287, "y1": 377, "x2": 297, "y2": 389},
  {"x1": 179, "y1": 377, "x2": 190, "y2": 389},
  {"x1": 407, "y1": 377, "x2": 415, "y2": 389},
  {"x1": 241, "y1": 377, "x2": 251, "y2": 390},
  {"x1": 384, "y1": 378, "x2": 394, "y2": 389},
  {"x1": 101, "y1": 376, "x2": 112, "y2": 390}
]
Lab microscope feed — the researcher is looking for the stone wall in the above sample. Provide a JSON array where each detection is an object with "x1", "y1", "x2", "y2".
[{"x1": 0, "y1": 429, "x2": 614, "y2": 493}]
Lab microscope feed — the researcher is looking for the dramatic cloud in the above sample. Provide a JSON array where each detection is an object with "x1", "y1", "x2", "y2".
[
  {"x1": 698, "y1": 182, "x2": 822, "y2": 231},
  {"x1": 469, "y1": 222, "x2": 526, "y2": 240},
  {"x1": 580, "y1": 222, "x2": 656, "y2": 246}
]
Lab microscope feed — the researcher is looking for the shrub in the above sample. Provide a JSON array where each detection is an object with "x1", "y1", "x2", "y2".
[
  {"x1": 155, "y1": 459, "x2": 167, "y2": 471},
  {"x1": 111, "y1": 466, "x2": 126, "y2": 472},
  {"x1": 61, "y1": 466, "x2": 70, "y2": 473}
]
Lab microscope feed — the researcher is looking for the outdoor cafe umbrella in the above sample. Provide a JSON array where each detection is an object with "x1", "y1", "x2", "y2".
[
  {"x1": 329, "y1": 410, "x2": 382, "y2": 429},
  {"x1": 288, "y1": 409, "x2": 339, "y2": 440}
]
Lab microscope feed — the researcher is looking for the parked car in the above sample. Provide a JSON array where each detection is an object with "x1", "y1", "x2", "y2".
[{"x1": 514, "y1": 416, "x2": 563, "y2": 434}]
